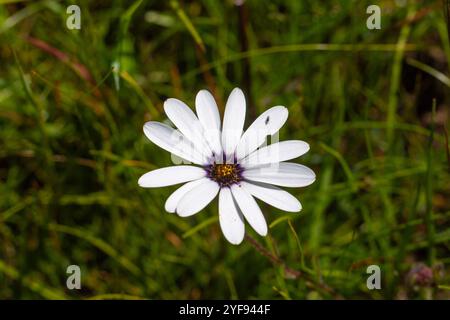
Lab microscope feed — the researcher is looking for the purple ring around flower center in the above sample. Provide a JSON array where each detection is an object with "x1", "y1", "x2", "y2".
[{"x1": 204, "y1": 159, "x2": 244, "y2": 187}]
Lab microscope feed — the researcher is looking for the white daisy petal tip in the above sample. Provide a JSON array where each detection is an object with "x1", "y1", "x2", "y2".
[
  {"x1": 228, "y1": 232, "x2": 245, "y2": 245},
  {"x1": 175, "y1": 179, "x2": 219, "y2": 217},
  {"x1": 163, "y1": 98, "x2": 213, "y2": 159},
  {"x1": 266, "y1": 105, "x2": 288, "y2": 135},
  {"x1": 222, "y1": 87, "x2": 246, "y2": 156},
  {"x1": 137, "y1": 175, "x2": 147, "y2": 187},
  {"x1": 230, "y1": 87, "x2": 244, "y2": 96},
  {"x1": 289, "y1": 200, "x2": 302, "y2": 213},
  {"x1": 142, "y1": 121, "x2": 207, "y2": 165},
  {"x1": 138, "y1": 166, "x2": 205, "y2": 188},
  {"x1": 242, "y1": 140, "x2": 311, "y2": 167},
  {"x1": 231, "y1": 184, "x2": 268, "y2": 237},
  {"x1": 164, "y1": 179, "x2": 205, "y2": 213},
  {"x1": 235, "y1": 105, "x2": 290, "y2": 160},
  {"x1": 195, "y1": 89, "x2": 223, "y2": 156},
  {"x1": 219, "y1": 187, "x2": 245, "y2": 245},
  {"x1": 240, "y1": 181, "x2": 303, "y2": 213},
  {"x1": 243, "y1": 162, "x2": 316, "y2": 188}
]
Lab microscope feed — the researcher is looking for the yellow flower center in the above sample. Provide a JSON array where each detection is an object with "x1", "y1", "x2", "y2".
[{"x1": 209, "y1": 163, "x2": 241, "y2": 187}]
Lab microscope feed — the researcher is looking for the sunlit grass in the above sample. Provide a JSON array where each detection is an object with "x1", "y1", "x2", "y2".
[{"x1": 0, "y1": 0, "x2": 449, "y2": 299}]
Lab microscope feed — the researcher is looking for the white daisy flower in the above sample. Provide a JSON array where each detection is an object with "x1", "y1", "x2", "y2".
[{"x1": 138, "y1": 88, "x2": 316, "y2": 245}]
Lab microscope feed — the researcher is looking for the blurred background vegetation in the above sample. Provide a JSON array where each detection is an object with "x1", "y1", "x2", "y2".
[{"x1": 0, "y1": 0, "x2": 449, "y2": 299}]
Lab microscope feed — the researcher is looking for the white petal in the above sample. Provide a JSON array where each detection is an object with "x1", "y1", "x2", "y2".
[
  {"x1": 243, "y1": 162, "x2": 316, "y2": 188},
  {"x1": 143, "y1": 121, "x2": 206, "y2": 165},
  {"x1": 164, "y1": 179, "x2": 205, "y2": 213},
  {"x1": 231, "y1": 184, "x2": 267, "y2": 236},
  {"x1": 221, "y1": 88, "x2": 246, "y2": 158},
  {"x1": 196, "y1": 90, "x2": 221, "y2": 131},
  {"x1": 241, "y1": 140, "x2": 310, "y2": 167},
  {"x1": 219, "y1": 187, "x2": 245, "y2": 245},
  {"x1": 195, "y1": 90, "x2": 223, "y2": 157},
  {"x1": 236, "y1": 106, "x2": 288, "y2": 160},
  {"x1": 164, "y1": 98, "x2": 212, "y2": 158},
  {"x1": 138, "y1": 166, "x2": 205, "y2": 188},
  {"x1": 240, "y1": 181, "x2": 301, "y2": 212},
  {"x1": 176, "y1": 179, "x2": 219, "y2": 217}
]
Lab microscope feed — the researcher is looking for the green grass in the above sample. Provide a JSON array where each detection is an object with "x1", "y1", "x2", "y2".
[{"x1": 0, "y1": 0, "x2": 449, "y2": 299}]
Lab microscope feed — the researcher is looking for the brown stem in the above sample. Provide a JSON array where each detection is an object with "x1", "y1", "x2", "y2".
[
  {"x1": 245, "y1": 234, "x2": 343, "y2": 299},
  {"x1": 245, "y1": 234, "x2": 301, "y2": 279}
]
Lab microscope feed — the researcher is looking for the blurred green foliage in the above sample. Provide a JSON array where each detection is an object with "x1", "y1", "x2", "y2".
[{"x1": 0, "y1": 0, "x2": 449, "y2": 299}]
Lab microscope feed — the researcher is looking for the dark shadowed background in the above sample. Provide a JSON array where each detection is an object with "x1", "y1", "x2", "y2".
[{"x1": 0, "y1": 0, "x2": 449, "y2": 299}]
